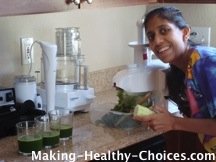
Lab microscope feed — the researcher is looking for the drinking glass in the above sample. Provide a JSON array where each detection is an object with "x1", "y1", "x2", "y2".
[
  {"x1": 35, "y1": 115, "x2": 60, "y2": 148},
  {"x1": 49, "y1": 109, "x2": 74, "y2": 141},
  {"x1": 16, "y1": 121, "x2": 43, "y2": 156}
]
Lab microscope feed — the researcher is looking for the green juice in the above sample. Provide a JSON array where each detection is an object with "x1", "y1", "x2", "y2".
[
  {"x1": 60, "y1": 124, "x2": 73, "y2": 139},
  {"x1": 18, "y1": 134, "x2": 43, "y2": 155},
  {"x1": 42, "y1": 130, "x2": 60, "y2": 148}
]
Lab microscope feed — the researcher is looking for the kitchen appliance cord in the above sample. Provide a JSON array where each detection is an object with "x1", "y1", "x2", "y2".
[{"x1": 27, "y1": 41, "x2": 39, "y2": 76}]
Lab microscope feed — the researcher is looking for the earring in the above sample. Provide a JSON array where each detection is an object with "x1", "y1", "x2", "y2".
[{"x1": 184, "y1": 36, "x2": 189, "y2": 41}]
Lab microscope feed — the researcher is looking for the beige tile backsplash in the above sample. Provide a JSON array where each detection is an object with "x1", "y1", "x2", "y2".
[
  {"x1": 88, "y1": 65, "x2": 126, "y2": 93},
  {"x1": 0, "y1": 65, "x2": 125, "y2": 93}
]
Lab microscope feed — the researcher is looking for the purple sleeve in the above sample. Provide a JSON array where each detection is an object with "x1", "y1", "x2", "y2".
[{"x1": 194, "y1": 55, "x2": 216, "y2": 118}]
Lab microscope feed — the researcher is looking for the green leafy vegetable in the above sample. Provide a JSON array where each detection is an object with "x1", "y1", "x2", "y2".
[
  {"x1": 112, "y1": 89, "x2": 136, "y2": 113},
  {"x1": 112, "y1": 89, "x2": 153, "y2": 113}
]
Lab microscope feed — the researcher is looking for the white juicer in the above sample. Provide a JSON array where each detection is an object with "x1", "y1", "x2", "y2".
[
  {"x1": 113, "y1": 17, "x2": 180, "y2": 113},
  {"x1": 113, "y1": 17, "x2": 169, "y2": 105}
]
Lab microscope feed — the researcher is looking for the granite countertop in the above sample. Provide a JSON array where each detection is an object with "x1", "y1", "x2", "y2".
[{"x1": 0, "y1": 88, "x2": 159, "y2": 162}]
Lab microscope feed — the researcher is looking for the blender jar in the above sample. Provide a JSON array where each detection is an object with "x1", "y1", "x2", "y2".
[{"x1": 14, "y1": 75, "x2": 37, "y2": 103}]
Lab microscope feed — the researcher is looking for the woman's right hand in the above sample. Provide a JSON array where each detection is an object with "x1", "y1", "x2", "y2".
[{"x1": 134, "y1": 105, "x2": 176, "y2": 132}]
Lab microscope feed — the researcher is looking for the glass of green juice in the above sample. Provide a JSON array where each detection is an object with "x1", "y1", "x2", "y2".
[
  {"x1": 16, "y1": 121, "x2": 43, "y2": 156},
  {"x1": 35, "y1": 115, "x2": 60, "y2": 149},
  {"x1": 49, "y1": 109, "x2": 74, "y2": 141}
]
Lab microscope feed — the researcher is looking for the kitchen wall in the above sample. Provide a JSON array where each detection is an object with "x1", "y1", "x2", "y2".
[
  {"x1": 0, "y1": 3, "x2": 216, "y2": 88},
  {"x1": 0, "y1": 5, "x2": 146, "y2": 87}
]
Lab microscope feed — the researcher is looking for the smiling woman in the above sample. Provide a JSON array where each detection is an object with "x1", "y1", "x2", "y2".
[{"x1": 133, "y1": 6, "x2": 216, "y2": 159}]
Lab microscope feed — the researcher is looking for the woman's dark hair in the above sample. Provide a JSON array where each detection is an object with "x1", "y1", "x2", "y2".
[
  {"x1": 165, "y1": 65, "x2": 191, "y2": 117},
  {"x1": 144, "y1": 6, "x2": 188, "y2": 30}
]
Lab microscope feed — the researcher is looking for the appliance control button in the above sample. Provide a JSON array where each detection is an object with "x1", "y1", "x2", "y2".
[
  {"x1": 37, "y1": 103, "x2": 42, "y2": 109},
  {"x1": 6, "y1": 92, "x2": 13, "y2": 102}
]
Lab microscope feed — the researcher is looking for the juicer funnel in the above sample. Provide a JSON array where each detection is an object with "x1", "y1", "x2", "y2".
[{"x1": 39, "y1": 41, "x2": 57, "y2": 112}]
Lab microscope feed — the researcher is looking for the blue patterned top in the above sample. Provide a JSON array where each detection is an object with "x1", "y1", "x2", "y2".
[
  {"x1": 186, "y1": 46, "x2": 216, "y2": 118},
  {"x1": 185, "y1": 45, "x2": 216, "y2": 153}
]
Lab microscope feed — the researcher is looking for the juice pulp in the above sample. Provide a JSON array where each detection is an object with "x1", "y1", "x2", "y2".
[
  {"x1": 18, "y1": 134, "x2": 43, "y2": 155},
  {"x1": 43, "y1": 130, "x2": 60, "y2": 148},
  {"x1": 60, "y1": 124, "x2": 73, "y2": 139}
]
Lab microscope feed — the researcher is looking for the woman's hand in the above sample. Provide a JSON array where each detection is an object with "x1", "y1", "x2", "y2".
[{"x1": 134, "y1": 105, "x2": 176, "y2": 132}]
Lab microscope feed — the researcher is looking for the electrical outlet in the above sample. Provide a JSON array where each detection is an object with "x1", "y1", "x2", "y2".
[
  {"x1": 190, "y1": 27, "x2": 211, "y2": 46},
  {"x1": 20, "y1": 37, "x2": 34, "y2": 65}
]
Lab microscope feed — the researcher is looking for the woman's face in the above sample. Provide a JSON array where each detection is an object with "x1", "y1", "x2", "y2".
[{"x1": 145, "y1": 16, "x2": 189, "y2": 64}]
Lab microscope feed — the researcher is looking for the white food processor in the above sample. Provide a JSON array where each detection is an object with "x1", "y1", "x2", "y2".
[{"x1": 38, "y1": 27, "x2": 95, "y2": 112}]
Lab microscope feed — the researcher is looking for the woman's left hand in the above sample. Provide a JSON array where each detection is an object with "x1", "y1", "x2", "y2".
[{"x1": 134, "y1": 105, "x2": 176, "y2": 132}]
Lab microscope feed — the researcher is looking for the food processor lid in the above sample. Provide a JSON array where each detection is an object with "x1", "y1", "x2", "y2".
[{"x1": 56, "y1": 27, "x2": 79, "y2": 31}]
